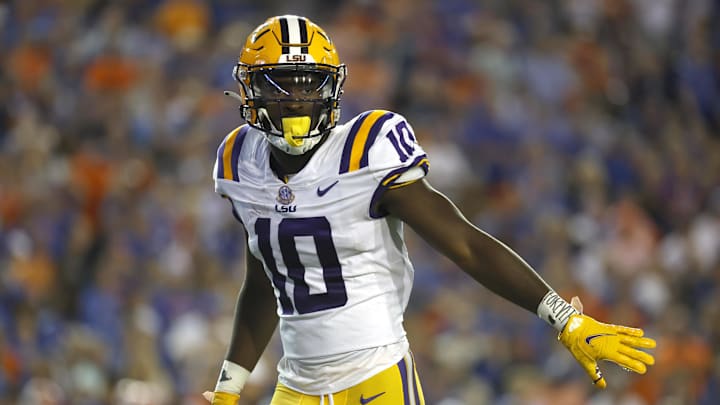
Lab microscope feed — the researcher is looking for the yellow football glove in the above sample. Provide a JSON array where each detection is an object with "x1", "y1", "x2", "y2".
[
  {"x1": 559, "y1": 297, "x2": 656, "y2": 389},
  {"x1": 203, "y1": 391, "x2": 240, "y2": 405}
]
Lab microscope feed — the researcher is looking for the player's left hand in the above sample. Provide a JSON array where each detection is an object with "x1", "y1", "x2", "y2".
[
  {"x1": 202, "y1": 391, "x2": 240, "y2": 404},
  {"x1": 558, "y1": 297, "x2": 656, "y2": 389}
]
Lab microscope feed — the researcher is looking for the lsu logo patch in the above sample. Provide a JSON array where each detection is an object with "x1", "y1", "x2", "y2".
[
  {"x1": 276, "y1": 185, "x2": 297, "y2": 213},
  {"x1": 277, "y1": 185, "x2": 295, "y2": 205}
]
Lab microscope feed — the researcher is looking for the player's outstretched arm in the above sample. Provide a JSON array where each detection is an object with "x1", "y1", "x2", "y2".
[
  {"x1": 204, "y1": 234, "x2": 279, "y2": 404},
  {"x1": 380, "y1": 179, "x2": 655, "y2": 388},
  {"x1": 380, "y1": 179, "x2": 551, "y2": 312}
]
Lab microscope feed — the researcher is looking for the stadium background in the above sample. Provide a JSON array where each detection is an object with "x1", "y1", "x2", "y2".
[{"x1": 1, "y1": 0, "x2": 719, "y2": 404}]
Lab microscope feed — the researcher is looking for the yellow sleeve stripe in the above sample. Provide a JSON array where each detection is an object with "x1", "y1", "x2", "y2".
[
  {"x1": 215, "y1": 125, "x2": 248, "y2": 181},
  {"x1": 348, "y1": 110, "x2": 387, "y2": 172},
  {"x1": 222, "y1": 126, "x2": 242, "y2": 180},
  {"x1": 381, "y1": 173, "x2": 402, "y2": 187}
]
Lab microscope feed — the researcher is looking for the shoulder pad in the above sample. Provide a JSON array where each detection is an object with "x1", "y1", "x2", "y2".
[{"x1": 339, "y1": 110, "x2": 397, "y2": 174}]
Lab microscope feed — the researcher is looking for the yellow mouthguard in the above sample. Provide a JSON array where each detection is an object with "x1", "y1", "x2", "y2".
[{"x1": 282, "y1": 116, "x2": 311, "y2": 147}]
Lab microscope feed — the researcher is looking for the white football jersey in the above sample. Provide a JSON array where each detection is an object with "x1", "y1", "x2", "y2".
[{"x1": 213, "y1": 110, "x2": 429, "y2": 393}]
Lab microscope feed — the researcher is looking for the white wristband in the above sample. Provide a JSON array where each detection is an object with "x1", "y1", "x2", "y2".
[
  {"x1": 214, "y1": 360, "x2": 251, "y2": 394},
  {"x1": 537, "y1": 291, "x2": 580, "y2": 332}
]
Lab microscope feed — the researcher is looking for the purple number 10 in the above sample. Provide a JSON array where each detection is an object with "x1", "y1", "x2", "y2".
[
  {"x1": 386, "y1": 121, "x2": 416, "y2": 162},
  {"x1": 255, "y1": 217, "x2": 348, "y2": 315}
]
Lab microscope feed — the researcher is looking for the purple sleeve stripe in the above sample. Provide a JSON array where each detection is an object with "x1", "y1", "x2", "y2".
[
  {"x1": 369, "y1": 154, "x2": 429, "y2": 219},
  {"x1": 229, "y1": 125, "x2": 249, "y2": 181},
  {"x1": 339, "y1": 111, "x2": 372, "y2": 174},
  {"x1": 358, "y1": 112, "x2": 394, "y2": 170},
  {"x1": 215, "y1": 142, "x2": 226, "y2": 180}
]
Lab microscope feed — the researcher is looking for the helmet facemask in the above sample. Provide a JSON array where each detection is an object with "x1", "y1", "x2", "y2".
[{"x1": 234, "y1": 63, "x2": 346, "y2": 155}]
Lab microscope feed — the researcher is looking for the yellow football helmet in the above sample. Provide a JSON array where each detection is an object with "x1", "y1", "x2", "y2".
[{"x1": 230, "y1": 15, "x2": 347, "y2": 155}]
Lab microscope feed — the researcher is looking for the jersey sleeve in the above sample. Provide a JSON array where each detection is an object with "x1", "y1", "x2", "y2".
[
  {"x1": 212, "y1": 125, "x2": 249, "y2": 197},
  {"x1": 360, "y1": 111, "x2": 430, "y2": 218}
]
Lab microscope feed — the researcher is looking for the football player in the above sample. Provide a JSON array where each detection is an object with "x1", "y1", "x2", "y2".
[{"x1": 204, "y1": 15, "x2": 656, "y2": 405}]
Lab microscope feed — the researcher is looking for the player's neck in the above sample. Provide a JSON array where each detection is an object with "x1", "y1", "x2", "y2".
[
  {"x1": 268, "y1": 134, "x2": 328, "y2": 180},
  {"x1": 269, "y1": 149, "x2": 312, "y2": 180}
]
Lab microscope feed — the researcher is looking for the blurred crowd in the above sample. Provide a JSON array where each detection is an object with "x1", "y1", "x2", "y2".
[{"x1": 1, "y1": 0, "x2": 719, "y2": 404}]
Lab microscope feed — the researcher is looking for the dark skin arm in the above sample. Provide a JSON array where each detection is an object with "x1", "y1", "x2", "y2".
[
  {"x1": 380, "y1": 179, "x2": 551, "y2": 313},
  {"x1": 225, "y1": 232, "x2": 279, "y2": 370}
]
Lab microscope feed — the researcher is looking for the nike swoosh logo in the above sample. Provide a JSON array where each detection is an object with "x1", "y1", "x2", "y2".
[
  {"x1": 219, "y1": 369, "x2": 232, "y2": 382},
  {"x1": 316, "y1": 180, "x2": 339, "y2": 197},
  {"x1": 360, "y1": 392, "x2": 385, "y2": 404},
  {"x1": 585, "y1": 333, "x2": 616, "y2": 345}
]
